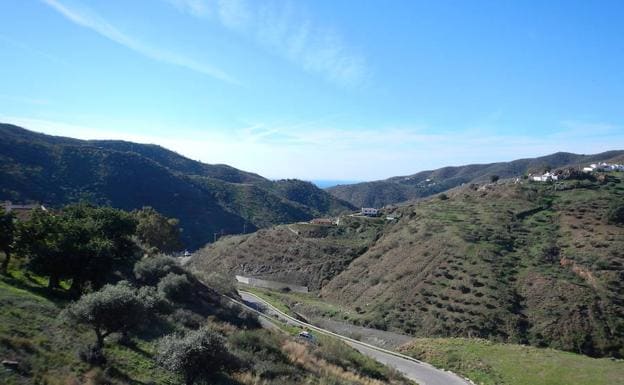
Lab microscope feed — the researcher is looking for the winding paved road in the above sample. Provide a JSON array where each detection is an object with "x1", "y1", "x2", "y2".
[{"x1": 238, "y1": 291, "x2": 471, "y2": 385}]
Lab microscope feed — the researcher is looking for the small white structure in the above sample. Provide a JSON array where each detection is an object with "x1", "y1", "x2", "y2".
[
  {"x1": 361, "y1": 207, "x2": 379, "y2": 216},
  {"x1": 2, "y1": 201, "x2": 46, "y2": 213},
  {"x1": 531, "y1": 172, "x2": 558, "y2": 182}
]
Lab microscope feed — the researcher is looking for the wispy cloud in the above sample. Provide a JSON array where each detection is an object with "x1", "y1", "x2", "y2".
[
  {"x1": 0, "y1": 34, "x2": 66, "y2": 65},
  {"x1": 165, "y1": 0, "x2": 210, "y2": 18},
  {"x1": 0, "y1": 94, "x2": 51, "y2": 106},
  {"x1": 164, "y1": 0, "x2": 368, "y2": 87},
  {"x1": 559, "y1": 120, "x2": 620, "y2": 137},
  {"x1": 41, "y1": 0, "x2": 239, "y2": 84}
]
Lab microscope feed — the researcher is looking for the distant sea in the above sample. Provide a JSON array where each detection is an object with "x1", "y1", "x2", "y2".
[{"x1": 311, "y1": 180, "x2": 362, "y2": 189}]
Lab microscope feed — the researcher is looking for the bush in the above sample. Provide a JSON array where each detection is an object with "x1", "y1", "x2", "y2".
[
  {"x1": 158, "y1": 273, "x2": 192, "y2": 302},
  {"x1": 229, "y1": 330, "x2": 291, "y2": 379},
  {"x1": 193, "y1": 270, "x2": 236, "y2": 296},
  {"x1": 171, "y1": 309, "x2": 205, "y2": 329},
  {"x1": 607, "y1": 204, "x2": 624, "y2": 225},
  {"x1": 156, "y1": 327, "x2": 235, "y2": 385},
  {"x1": 134, "y1": 254, "x2": 182, "y2": 285}
]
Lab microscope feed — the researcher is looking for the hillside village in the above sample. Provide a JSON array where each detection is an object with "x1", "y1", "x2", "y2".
[{"x1": 529, "y1": 162, "x2": 624, "y2": 182}]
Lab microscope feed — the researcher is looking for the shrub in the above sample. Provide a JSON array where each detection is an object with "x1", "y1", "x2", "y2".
[
  {"x1": 156, "y1": 327, "x2": 235, "y2": 385},
  {"x1": 607, "y1": 204, "x2": 624, "y2": 225},
  {"x1": 158, "y1": 273, "x2": 192, "y2": 302},
  {"x1": 134, "y1": 254, "x2": 182, "y2": 285},
  {"x1": 192, "y1": 270, "x2": 236, "y2": 296},
  {"x1": 438, "y1": 193, "x2": 449, "y2": 200},
  {"x1": 171, "y1": 309, "x2": 205, "y2": 329}
]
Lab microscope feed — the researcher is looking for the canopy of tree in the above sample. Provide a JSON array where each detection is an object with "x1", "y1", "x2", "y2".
[{"x1": 15, "y1": 204, "x2": 138, "y2": 293}]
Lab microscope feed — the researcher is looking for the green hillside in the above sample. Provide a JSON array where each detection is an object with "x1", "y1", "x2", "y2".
[
  {"x1": 400, "y1": 338, "x2": 624, "y2": 385},
  {"x1": 0, "y1": 203, "x2": 411, "y2": 385},
  {"x1": 0, "y1": 124, "x2": 355, "y2": 249},
  {"x1": 0, "y1": 260, "x2": 415, "y2": 385},
  {"x1": 194, "y1": 171, "x2": 624, "y2": 358},
  {"x1": 328, "y1": 151, "x2": 624, "y2": 207}
]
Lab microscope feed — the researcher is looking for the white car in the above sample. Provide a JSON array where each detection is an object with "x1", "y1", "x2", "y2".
[{"x1": 297, "y1": 331, "x2": 316, "y2": 342}]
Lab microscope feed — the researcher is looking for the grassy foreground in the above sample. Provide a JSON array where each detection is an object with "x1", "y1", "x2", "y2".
[
  {"x1": 0, "y1": 275, "x2": 176, "y2": 384},
  {"x1": 0, "y1": 259, "x2": 415, "y2": 385},
  {"x1": 401, "y1": 338, "x2": 624, "y2": 385}
]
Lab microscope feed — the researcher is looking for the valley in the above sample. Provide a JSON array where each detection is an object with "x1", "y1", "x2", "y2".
[{"x1": 193, "y1": 171, "x2": 624, "y2": 359}]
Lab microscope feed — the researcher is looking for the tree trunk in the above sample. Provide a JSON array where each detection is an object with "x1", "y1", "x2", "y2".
[
  {"x1": 95, "y1": 328, "x2": 104, "y2": 349},
  {"x1": 69, "y1": 277, "x2": 83, "y2": 297},
  {"x1": 48, "y1": 274, "x2": 60, "y2": 290},
  {"x1": 1, "y1": 250, "x2": 9, "y2": 274}
]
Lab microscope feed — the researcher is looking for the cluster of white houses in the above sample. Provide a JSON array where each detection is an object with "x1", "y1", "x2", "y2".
[
  {"x1": 530, "y1": 162, "x2": 624, "y2": 182},
  {"x1": 582, "y1": 162, "x2": 624, "y2": 173}
]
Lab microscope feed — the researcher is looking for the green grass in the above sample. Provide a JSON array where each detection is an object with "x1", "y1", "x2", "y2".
[
  {"x1": 240, "y1": 286, "x2": 358, "y2": 323},
  {"x1": 0, "y1": 268, "x2": 176, "y2": 385},
  {"x1": 1, "y1": 261, "x2": 415, "y2": 385},
  {"x1": 401, "y1": 338, "x2": 624, "y2": 385}
]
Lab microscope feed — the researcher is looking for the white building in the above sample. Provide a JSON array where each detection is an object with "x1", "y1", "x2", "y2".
[
  {"x1": 361, "y1": 207, "x2": 379, "y2": 216},
  {"x1": 531, "y1": 172, "x2": 558, "y2": 182}
]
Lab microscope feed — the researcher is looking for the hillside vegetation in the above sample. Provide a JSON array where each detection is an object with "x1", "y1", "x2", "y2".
[
  {"x1": 327, "y1": 151, "x2": 624, "y2": 207},
  {"x1": 192, "y1": 216, "x2": 384, "y2": 290},
  {"x1": 195, "y1": 173, "x2": 624, "y2": 358},
  {"x1": 0, "y1": 124, "x2": 355, "y2": 249},
  {"x1": 0, "y1": 204, "x2": 411, "y2": 385}
]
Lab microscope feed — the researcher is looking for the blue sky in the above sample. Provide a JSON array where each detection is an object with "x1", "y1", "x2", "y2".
[{"x1": 1, "y1": 0, "x2": 623, "y2": 180}]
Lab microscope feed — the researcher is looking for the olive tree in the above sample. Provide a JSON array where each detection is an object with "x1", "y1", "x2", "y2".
[
  {"x1": 0, "y1": 208, "x2": 16, "y2": 273},
  {"x1": 157, "y1": 327, "x2": 234, "y2": 385},
  {"x1": 61, "y1": 281, "x2": 146, "y2": 349},
  {"x1": 133, "y1": 207, "x2": 182, "y2": 253},
  {"x1": 16, "y1": 205, "x2": 137, "y2": 293}
]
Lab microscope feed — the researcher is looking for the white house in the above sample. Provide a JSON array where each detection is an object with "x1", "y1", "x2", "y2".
[
  {"x1": 531, "y1": 172, "x2": 558, "y2": 182},
  {"x1": 361, "y1": 207, "x2": 379, "y2": 216}
]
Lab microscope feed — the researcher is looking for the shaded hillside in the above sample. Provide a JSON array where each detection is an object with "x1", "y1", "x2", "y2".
[
  {"x1": 0, "y1": 124, "x2": 354, "y2": 249},
  {"x1": 195, "y1": 173, "x2": 624, "y2": 357},
  {"x1": 328, "y1": 151, "x2": 624, "y2": 207}
]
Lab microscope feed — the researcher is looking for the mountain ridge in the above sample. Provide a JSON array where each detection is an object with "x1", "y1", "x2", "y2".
[
  {"x1": 0, "y1": 123, "x2": 355, "y2": 249},
  {"x1": 328, "y1": 150, "x2": 624, "y2": 207}
]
